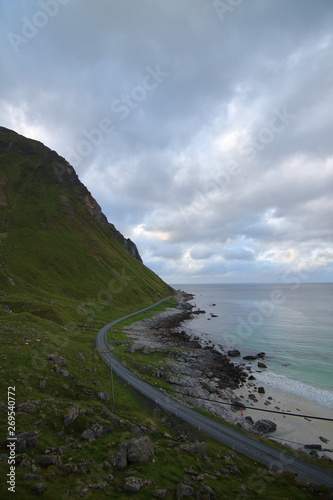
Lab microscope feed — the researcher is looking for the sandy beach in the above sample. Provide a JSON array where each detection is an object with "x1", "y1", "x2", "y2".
[
  {"x1": 232, "y1": 383, "x2": 333, "y2": 456},
  {"x1": 118, "y1": 300, "x2": 333, "y2": 462}
]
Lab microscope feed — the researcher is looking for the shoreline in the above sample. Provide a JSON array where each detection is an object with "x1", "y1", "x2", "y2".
[{"x1": 119, "y1": 293, "x2": 332, "y2": 461}]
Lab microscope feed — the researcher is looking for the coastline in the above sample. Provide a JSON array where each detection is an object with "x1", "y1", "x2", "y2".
[{"x1": 118, "y1": 293, "x2": 332, "y2": 461}]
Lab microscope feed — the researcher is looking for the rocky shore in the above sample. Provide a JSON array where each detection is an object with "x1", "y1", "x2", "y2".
[{"x1": 118, "y1": 292, "x2": 333, "y2": 461}]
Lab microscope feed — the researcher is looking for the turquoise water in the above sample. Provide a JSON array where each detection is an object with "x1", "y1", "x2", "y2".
[{"x1": 175, "y1": 283, "x2": 333, "y2": 408}]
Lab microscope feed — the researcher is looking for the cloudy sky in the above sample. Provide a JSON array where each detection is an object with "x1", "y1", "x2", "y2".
[{"x1": 1, "y1": 0, "x2": 333, "y2": 284}]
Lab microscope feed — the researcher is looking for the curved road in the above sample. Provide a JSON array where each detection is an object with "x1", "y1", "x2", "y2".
[{"x1": 96, "y1": 298, "x2": 333, "y2": 487}]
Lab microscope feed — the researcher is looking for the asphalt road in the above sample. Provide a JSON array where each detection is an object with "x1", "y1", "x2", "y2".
[{"x1": 95, "y1": 298, "x2": 333, "y2": 487}]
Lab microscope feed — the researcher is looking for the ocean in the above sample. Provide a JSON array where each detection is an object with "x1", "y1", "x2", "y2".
[{"x1": 174, "y1": 283, "x2": 333, "y2": 409}]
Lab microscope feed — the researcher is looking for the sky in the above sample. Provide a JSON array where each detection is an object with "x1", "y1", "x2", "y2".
[{"x1": 1, "y1": 0, "x2": 333, "y2": 284}]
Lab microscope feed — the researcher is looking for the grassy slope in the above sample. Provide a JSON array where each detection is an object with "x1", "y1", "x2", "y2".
[{"x1": 0, "y1": 128, "x2": 329, "y2": 498}]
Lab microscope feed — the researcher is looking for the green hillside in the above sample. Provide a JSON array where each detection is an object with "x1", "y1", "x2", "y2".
[{"x1": 0, "y1": 127, "x2": 173, "y2": 323}]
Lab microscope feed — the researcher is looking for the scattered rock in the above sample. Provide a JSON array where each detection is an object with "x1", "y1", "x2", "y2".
[
  {"x1": 254, "y1": 420, "x2": 277, "y2": 434},
  {"x1": 243, "y1": 355, "x2": 257, "y2": 361},
  {"x1": 244, "y1": 416, "x2": 254, "y2": 425},
  {"x1": 77, "y1": 353, "x2": 86, "y2": 361},
  {"x1": 248, "y1": 394, "x2": 258, "y2": 402},
  {"x1": 248, "y1": 375, "x2": 256, "y2": 380},
  {"x1": 258, "y1": 387, "x2": 265, "y2": 394},
  {"x1": 38, "y1": 380, "x2": 46, "y2": 388},
  {"x1": 23, "y1": 474, "x2": 40, "y2": 480},
  {"x1": 256, "y1": 352, "x2": 266, "y2": 359}
]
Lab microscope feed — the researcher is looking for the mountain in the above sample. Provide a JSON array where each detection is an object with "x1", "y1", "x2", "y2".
[{"x1": 0, "y1": 126, "x2": 173, "y2": 324}]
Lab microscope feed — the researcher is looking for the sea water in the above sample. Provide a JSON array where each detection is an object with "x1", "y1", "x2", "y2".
[{"x1": 174, "y1": 283, "x2": 333, "y2": 409}]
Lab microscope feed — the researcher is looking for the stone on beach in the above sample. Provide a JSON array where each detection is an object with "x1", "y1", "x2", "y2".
[{"x1": 254, "y1": 419, "x2": 277, "y2": 433}]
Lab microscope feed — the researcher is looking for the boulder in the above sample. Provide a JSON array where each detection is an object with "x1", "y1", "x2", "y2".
[
  {"x1": 111, "y1": 436, "x2": 154, "y2": 469},
  {"x1": 97, "y1": 391, "x2": 110, "y2": 401},
  {"x1": 243, "y1": 355, "x2": 257, "y2": 360},
  {"x1": 126, "y1": 436, "x2": 154, "y2": 463},
  {"x1": 53, "y1": 367, "x2": 70, "y2": 377},
  {"x1": 248, "y1": 375, "x2": 256, "y2": 380},
  {"x1": 176, "y1": 482, "x2": 194, "y2": 499},
  {"x1": 256, "y1": 352, "x2": 266, "y2": 359},
  {"x1": 64, "y1": 405, "x2": 80, "y2": 426},
  {"x1": 23, "y1": 474, "x2": 40, "y2": 480},
  {"x1": 231, "y1": 400, "x2": 245, "y2": 412},
  {"x1": 124, "y1": 476, "x2": 143, "y2": 493},
  {"x1": 258, "y1": 387, "x2": 265, "y2": 394},
  {"x1": 31, "y1": 483, "x2": 48, "y2": 494},
  {"x1": 254, "y1": 419, "x2": 277, "y2": 434},
  {"x1": 180, "y1": 442, "x2": 207, "y2": 457},
  {"x1": 17, "y1": 402, "x2": 37, "y2": 413},
  {"x1": 201, "y1": 381, "x2": 218, "y2": 393},
  {"x1": 81, "y1": 423, "x2": 114, "y2": 441},
  {"x1": 81, "y1": 429, "x2": 95, "y2": 441},
  {"x1": 304, "y1": 444, "x2": 322, "y2": 450},
  {"x1": 257, "y1": 362, "x2": 267, "y2": 369},
  {"x1": 47, "y1": 354, "x2": 68, "y2": 366},
  {"x1": 152, "y1": 489, "x2": 168, "y2": 499},
  {"x1": 26, "y1": 436, "x2": 38, "y2": 447},
  {"x1": 35, "y1": 455, "x2": 62, "y2": 467},
  {"x1": 198, "y1": 485, "x2": 216, "y2": 499},
  {"x1": 228, "y1": 349, "x2": 241, "y2": 357}
]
